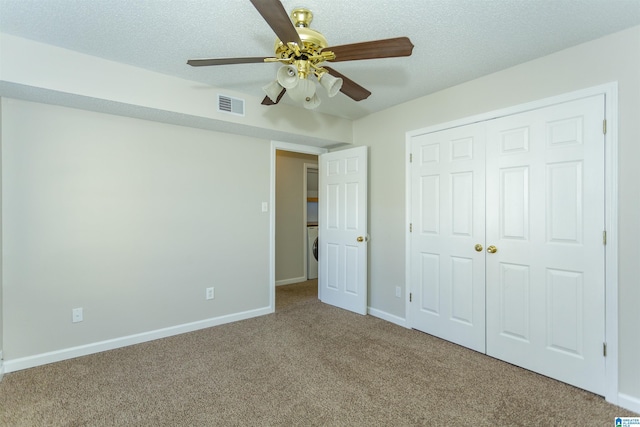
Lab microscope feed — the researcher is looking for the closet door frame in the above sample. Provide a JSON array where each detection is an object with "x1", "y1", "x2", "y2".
[{"x1": 405, "y1": 82, "x2": 619, "y2": 405}]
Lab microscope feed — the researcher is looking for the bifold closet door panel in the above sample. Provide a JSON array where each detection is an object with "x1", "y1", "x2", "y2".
[
  {"x1": 409, "y1": 122, "x2": 486, "y2": 353},
  {"x1": 485, "y1": 94, "x2": 606, "y2": 395}
]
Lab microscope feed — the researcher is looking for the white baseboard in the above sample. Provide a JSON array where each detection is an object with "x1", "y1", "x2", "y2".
[
  {"x1": 4, "y1": 306, "x2": 272, "y2": 373},
  {"x1": 276, "y1": 276, "x2": 308, "y2": 286},
  {"x1": 368, "y1": 307, "x2": 407, "y2": 328},
  {"x1": 618, "y1": 393, "x2": 640, "y2": 415},
  {"x1": 0, "y1": 357, "x2": 4, "y2": 382}
]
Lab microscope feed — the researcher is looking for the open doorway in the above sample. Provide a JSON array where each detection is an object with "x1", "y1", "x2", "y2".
[
  {"x1": 269, "y1": 142, "x2": 327, "y2": 312},
  {"x1": 274, "y1": 150, "x2": 318, "y2": 285},
  {"x1": 274, "y1": 164, "x2": 319, "y2": 312}
]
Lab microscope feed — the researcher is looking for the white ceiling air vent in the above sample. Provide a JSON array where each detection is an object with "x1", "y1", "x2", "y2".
[{"x1": 217, "y1": 94, "x2": 245, "y2": 116}]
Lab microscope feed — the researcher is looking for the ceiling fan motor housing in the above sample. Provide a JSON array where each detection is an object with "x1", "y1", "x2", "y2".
[{"x1": 274, "y1": 8, "x2": 328, "y2": 69}]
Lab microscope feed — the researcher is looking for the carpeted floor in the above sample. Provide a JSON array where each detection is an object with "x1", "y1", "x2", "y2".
[{"x1": 0, "y1": 280, "x2": 636, "y2": 426}]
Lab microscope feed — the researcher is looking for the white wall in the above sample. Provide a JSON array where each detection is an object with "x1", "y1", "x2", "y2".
[
  {"x1": 0, "y1": 31, "x2": 348, "y2": 372},
  {"x1": 354, "y1": 25, "x2": 640, "y2": 405},
  {"x1": 2, "y1": 99, "x2": 271, "y2": 360},
  {"x1": 0, "y1": 33, "x2": 353, "y2": 149}
]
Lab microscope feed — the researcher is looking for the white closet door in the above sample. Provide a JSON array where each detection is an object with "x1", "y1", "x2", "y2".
[
  {"x1": 485, "y1": 95, "x2": 606, "y2": 394},
  {"x1": 409, "y1": 123, "x2": 487, "y2": 352}
]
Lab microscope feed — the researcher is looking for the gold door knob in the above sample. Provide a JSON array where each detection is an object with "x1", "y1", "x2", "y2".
[
  {"x1": 474, "y1": 244, "x2": 483, "y2": 252},
  {"x1": 487, "y1": 245, "x2": 498, "y2": 254},
  {"x1": 357, "y1": 236, "x2": 364, "y2": 242}
]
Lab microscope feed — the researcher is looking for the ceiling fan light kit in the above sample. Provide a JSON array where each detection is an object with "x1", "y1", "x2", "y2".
[
  {"x1": 287, "y1": 77, "x2": 316, "y2": 103},
  {"x1": 276, "y1": 64, "x2": 299, "y2": 89},
  {"x1": 187, "y1": 0, "x2": 414, "y2": 109},
  {"x1": 262, "y1": 80, "x2": 284, "y2": 103},
  {"x1": 319, "y1": 72, "x2": 343, "y2": 98},
  {"x1": 303, "y1": 94, "x2": 321, "y2": 110}
]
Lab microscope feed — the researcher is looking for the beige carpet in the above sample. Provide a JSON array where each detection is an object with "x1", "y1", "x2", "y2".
[{"x1": 0, "y1": 280, "x2": 636, "y2": 426}]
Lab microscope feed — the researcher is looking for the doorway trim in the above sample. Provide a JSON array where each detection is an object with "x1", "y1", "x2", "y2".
[
  {"x1": 270, "y1": 141, "x2": 328, "y2": 312},
  {"x1": 404, "y1": 82, "x2": 619, "y2": 405},
  {"x1": 303, "y1": 163, "x2": 319, "y2": 281}
]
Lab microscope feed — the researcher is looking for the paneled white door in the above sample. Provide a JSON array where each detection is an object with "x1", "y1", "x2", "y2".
[
  {"x1": 409, "y1": 94, "x2": 606, "y2": 395},
  {"x1": 409, "y1": 123, "x2": 487, "y2": 352},
  {"x1": 318, "y1": 146, "x2": 368, "y2": 315},
  {"x1": 485, "y1": 95, "x2": 606, "y2": 394}
]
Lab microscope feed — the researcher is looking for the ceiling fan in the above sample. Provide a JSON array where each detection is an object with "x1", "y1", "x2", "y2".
[{"x1": 187, "y1": 0, "x2": 414, "y2": 109}]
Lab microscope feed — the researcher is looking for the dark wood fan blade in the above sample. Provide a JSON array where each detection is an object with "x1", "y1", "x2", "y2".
[
  {"x1": 324, "y1": 37, "x2": 414, "y2": 62},
  {"x1": 324, "y1": 67, "x2": 371, "y2": 101},
  {"x1": 187, "y1": 57, "x2": 268, "y2": 67},
  {"x1": 250, "y1": 0, "x2": 302, "y2": 46},
  {"x1": 261, "y1": 88, "x2": 287, "y2": 105}
]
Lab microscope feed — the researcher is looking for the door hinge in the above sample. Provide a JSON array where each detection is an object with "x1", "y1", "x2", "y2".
[
  {"x1": 409, "y1": 292, "x2": 412, "y2": 302},
  {"x1": 603, "y1": 342, "x2": 607, "y2": 357},
  {"x1": 409, "y1": 153, "x2": 413, "y2": 163},
  {"x1": 603, "y1": 119, "x2": 607, "y2": 135},
  {"x1": 603, "y1": 230, "x2": 607, "y2": 245},
  {"x1": 410, "y1": 223, "x2": 413, "y2": 232}
]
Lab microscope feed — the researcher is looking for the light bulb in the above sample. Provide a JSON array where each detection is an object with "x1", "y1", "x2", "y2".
[{"x1": 276, "y1": 65, "x2": 299, "y2": 89}]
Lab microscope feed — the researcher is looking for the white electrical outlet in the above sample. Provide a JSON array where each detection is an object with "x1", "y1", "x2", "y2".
[
  {"x1": 395, "y1": 286, "x2": 402, "y2": 298},
  {"x1": 72, "y1": 307, "x2": 83, "y2": 323},
  {"x1": 206, "y1": 287, "x2": 215, "y2": 300}
]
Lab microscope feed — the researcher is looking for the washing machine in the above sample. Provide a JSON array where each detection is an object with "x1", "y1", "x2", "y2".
[{"x1": 307, "y1": 226, "x2": 318, "y2": 279}]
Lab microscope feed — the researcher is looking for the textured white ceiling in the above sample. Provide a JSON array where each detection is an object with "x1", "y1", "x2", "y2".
[{"x1": 1, "y1": 0, "x2": 639, "y2": 120}]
